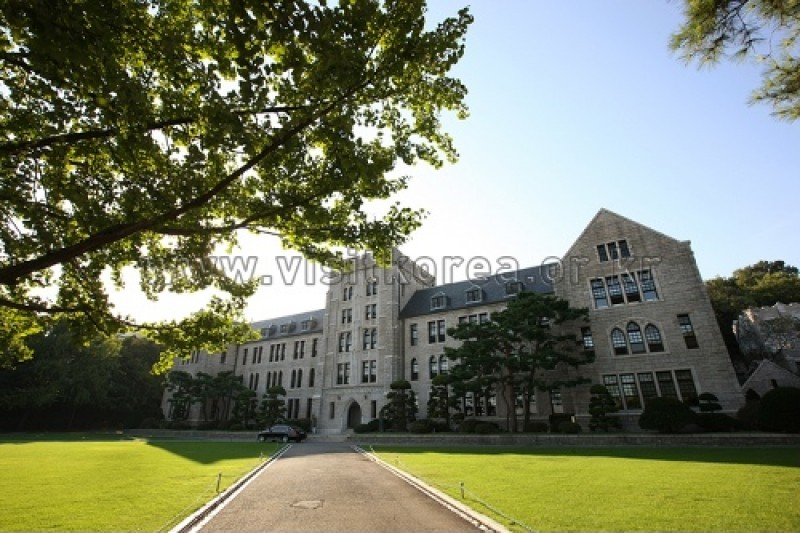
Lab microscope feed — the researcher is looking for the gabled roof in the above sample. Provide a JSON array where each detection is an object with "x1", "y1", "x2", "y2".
[
  {"x1": 561, "y1": 208, "x2": 685, "y2": 259},
  {"x1": 247, "y1": 308, "x2": 326, "y2": 342},
  {"x1": 741, "y1": 359, "x2": 800, "y2": 391},
  {"x1": 399, "y1": 265, "x2": 555, "y2": 319}
]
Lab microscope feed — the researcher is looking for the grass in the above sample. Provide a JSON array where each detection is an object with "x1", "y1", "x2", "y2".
[
  {"x1": 373, "y1": 446, "x2": 800, "y2": 533},
  {"x1": 0, "y1": 434, "x2": 280, "y2": 532}
]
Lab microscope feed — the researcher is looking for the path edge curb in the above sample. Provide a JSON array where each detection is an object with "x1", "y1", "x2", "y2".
[
  {"x1": 354, "y1": 445, "x2": 514, "y2": 533},
  {"x1": 168, "y1": 444, "x2": 291, "y2": 533}
]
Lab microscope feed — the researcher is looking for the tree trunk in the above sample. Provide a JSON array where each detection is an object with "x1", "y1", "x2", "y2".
[
  {"x1": 68, "y1": 403, "x2": 77, "y2": 430},
  {"x1": 523, "y1": 387, "x2": 533, "y2": 429}
]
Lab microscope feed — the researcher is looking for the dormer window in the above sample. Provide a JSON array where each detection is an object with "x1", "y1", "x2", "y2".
[
  {"x1": 260, "y1": 327, "x2": 269, "y2": 337},
  {"x1": 430, "y1": 292, "x2": 446, "y2": 310},
  {"x1": 300, "y1": 319, "x2": 313, "y2": 332},
  {"x1": 280, "y1": 323, "x2": 289, "y2": 333},
  {"x1": 505, "y1": 281, "x2": 523, "y2": 295},
  {"x1": 465, "y1": 286, "x2": 482, "y2": 304}
]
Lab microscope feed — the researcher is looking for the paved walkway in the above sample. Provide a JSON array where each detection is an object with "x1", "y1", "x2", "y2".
[{"x1": 189, "y1": 441, "x2": 499, "y2": 533}]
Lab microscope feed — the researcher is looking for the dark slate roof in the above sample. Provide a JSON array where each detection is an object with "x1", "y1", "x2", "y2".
[
  {"x1": 399, "y1": 264, "x2": 556, "y2": 319},
  {"x1": 247, "y1": 308, "x2": 326, "y2": 342}
]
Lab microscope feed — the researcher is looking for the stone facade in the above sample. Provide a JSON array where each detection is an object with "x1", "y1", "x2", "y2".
[
  {"x1": 554, "y1": 210, "x2": 743, "y2": 427},
  {"x1": 163, "y1": 209, "x2": 744, "y2": 432}
]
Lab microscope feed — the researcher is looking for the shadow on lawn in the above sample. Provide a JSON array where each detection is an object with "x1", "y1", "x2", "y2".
[
  {"x1": 146, "y1": 440, "x2": 280, "y2": 464},
  {"x1": 0, "y1": 433, "x2": 279, "y2": 464},
  {"x1": 0, "y1": 431, "x2": 138, "y2": 443},
  {"x1": 367, "y1": 445, "x2": 800, "y2": 468}
]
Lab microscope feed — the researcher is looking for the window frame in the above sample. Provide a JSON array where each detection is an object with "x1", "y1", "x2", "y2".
[
  {"x1": 465, "y1": 286, "x2": 483, "y2": 303},
  {"x1": 627, "y1": 322, "x2": 646, "y2": 354},
  {"x1": 591, "y1": 278, "x2": 609, "y2": 309},
  {"x1": 678, "y1": 314, "x2": 700, "y2": 349},
  {"x1": 644, "y1": 324, "x2": 664, "y2": 352},
  {"x1": 438, "y1": 354, "x2": 449, "y2": 374},
  {"x1": 430, "y1": 293, "x2": 446, "y2": 310},
  {"x1": 611, "y1": 328, "x2": 628, "y2": 355}
]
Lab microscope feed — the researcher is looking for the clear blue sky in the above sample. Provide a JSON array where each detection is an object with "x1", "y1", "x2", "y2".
[{"x1": 113, "y1": 1, "x2": 800, "y2": 323}]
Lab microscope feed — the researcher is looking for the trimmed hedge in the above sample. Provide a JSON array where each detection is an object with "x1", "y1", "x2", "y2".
[
  {"x1": 474, "y1": 421, "x2": 499, "y2": 434},
  {"x1": 697, "y1": 413, "x2": 740, "y2": 433},
  {"x1": 459, "y1": 419, "x2": 481, "y2": 433},
  {"x1": 409, "y1": 419, "x2": 434, "y2": 434},
  {"x1": 639, "y1": 397, "x2": 697, "y2": 433},
  {"x1": 286, "y1": 418, "x2": 313, "y2": 432},
  {"x1": 524, "y1": 421, "x2": 550, "y2": 433},
  {"x1": 737, "y1": 400, "x2": 761, "y2": 430},
  {"x1": 557, "y1": 421, "x2": 582, "y2": 434},
  {"x1": 353, "y1": 419, "x2": 381, "y2": 433},
  {"x1": 548, "y1": 413, "x2": 574, "y2": 433},
  {"x1": 759, "y1": 387, "x2": 800, "y2": 433}
]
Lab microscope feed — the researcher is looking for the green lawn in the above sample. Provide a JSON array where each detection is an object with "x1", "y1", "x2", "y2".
[
  {"x1": 0, "y1": 435, "x2": 280, "y2": 532},
  {"x1": 373, "y1": 446, "x2": 800, "y2": 533}
]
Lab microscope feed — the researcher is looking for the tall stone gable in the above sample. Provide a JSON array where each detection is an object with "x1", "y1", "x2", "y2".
[
  {"x1": 555, "y1": 209, "x2": 742, "y2": 412},
  {"x1": 317, "y1": 249, "x2": 434, "y2": 433}
]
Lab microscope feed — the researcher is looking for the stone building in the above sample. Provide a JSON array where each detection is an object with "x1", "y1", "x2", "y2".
[
  {"x1": 163, "y1": 209, "x2": 744, "y2": 432},
  {"x1": 734, "y1": 302, "x2": 800, "y2": 374}
]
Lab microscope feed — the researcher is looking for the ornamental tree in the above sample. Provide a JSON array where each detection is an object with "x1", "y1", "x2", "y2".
[
  {"x1": 385, "y1": 379, "x2": 417, "y2": 431},
  {"x1": 588, "y1": 384, "x2": 620, "y2": 432},
  {"x1": 446, "y1": 292, "x2": 591, "y2": 433},
  {"x1": 0, "y1": 0, "x2": 472, "y2": 367},
  {"x1": 257, "y1": 385, "x2": 287, "y2": 428},
  {"x1": 426, "y1": 373, "x2": 453, "y2": 426}
]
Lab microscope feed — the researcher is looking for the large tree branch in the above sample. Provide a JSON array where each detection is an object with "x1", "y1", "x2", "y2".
[
  {"x1": 0, "y1": 80, "x2": 369, "y2": 287},
  {"x1": 152, "y1": 187, "x2": 336, "y2": 237},
  {"x1": 0, "y1": 105, "x2": 313, "y2": 157},
  {"x1": 0, "y1": 296, "x2": 87, "y2": 314}
]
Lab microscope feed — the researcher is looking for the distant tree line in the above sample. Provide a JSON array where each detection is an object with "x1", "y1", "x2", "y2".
[
  {"x1": 164, "y1": 371, "x2": 312, "y2": 431},
  {"x1": 0, "y1": 323, "x2": 165, "y2": 431}
]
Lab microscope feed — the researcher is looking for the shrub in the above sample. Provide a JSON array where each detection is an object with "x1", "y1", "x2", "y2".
[
  {"x1": 287, "y1": 418, "x2": 312, "y2": 432},
  {"x1": 697, "y1": 413, "x2": 740, "y2": 432},
  {"x1": 524, "y1": 421, "x2": 550, "y2": 433},
  {"x1": 698, "y1": 392, "x2": 722, "y2": 413},
  {"x1": 557, "y1": 421, "x2": 582, "y2": 434},
  {"x1": 474, "y1": 421, "x2": 499, "y2": 434},
  {"x1": 166, "y1": 420, "x2": 192, "y2": 430},
  {"x1": 430, "y1": 420, "x2": 451, "y2": 432},
  {"x1": 138, "y1": 417, "x2": 162, "y2": 429},
  {"x1": 353, "y1": 419, "x2": 381, "y2": 433},
  {"x1": 638, "y1": 397, "x2": 697, "y2": 433},
  {"x1": 409, "y1": 419, "x2": 434, "y2": 434},
  {"x1": 588, "y1": 385, "x2": 620, "y2": 432},
  {"x1": 759, "y1": 387, "x2": 800, "y2": 433},
  {"x1": 548, "y1": 413, "x2": 574, "y2": 433},
  {"x1": 459, "y1": 419, "x2": 480, "y2": 433},
  {"x1": 737, "y1": 400, "x2": 761, "y2": 430}
]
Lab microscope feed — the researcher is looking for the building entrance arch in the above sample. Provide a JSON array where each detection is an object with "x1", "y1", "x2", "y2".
[{"x1": 347, "y1": 401, "x2": 362, "y2": 429}]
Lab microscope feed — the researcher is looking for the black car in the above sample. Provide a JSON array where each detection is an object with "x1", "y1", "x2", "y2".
[{"x1": 257, "y1": 424, "x2": 307, "y2": 443}]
